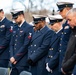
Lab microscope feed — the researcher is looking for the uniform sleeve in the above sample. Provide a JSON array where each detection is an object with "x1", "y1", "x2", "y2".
[
  {"x1": 62, "y1": 35, "x2": 76, "y2": 72},
  {"x1": 0, "y1": 22, "x2": 13, "y2": 54},
  {"x1": 28, "y1": 30, "x2": 54, "y2": 63},
  {"x1": 48, "y1": 52, "x2": 59, "y2": 70},
  {"x1": 62, "y1": 52, "x2": 76, "y2": 72}
]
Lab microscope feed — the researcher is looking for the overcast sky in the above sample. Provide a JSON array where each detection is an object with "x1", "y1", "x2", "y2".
[{"x1": 0, "y1": 0, "x2": 76, "y2": 13}]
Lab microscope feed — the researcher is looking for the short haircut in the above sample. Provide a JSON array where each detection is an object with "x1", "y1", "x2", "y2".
[{"x1": 66, "y1": 8, "x2": 76, "y2": 16}]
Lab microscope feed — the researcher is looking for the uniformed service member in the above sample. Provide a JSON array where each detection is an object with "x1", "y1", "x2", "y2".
[
  {"x1": 9, "y1": 2, "x2": 34, "y2": 75},
  {"x1": 56, "y1": 1, "x2": 74, "y2": 74},
  {"x1": 0, "y1": 6, "x2": 13, "y2": 68},
  {"x1": 27, "y1": 14, "x2": 55, "y2": 75},
  {"x1": 46, "y1": 14, "x2": 63, "y2": 75}
]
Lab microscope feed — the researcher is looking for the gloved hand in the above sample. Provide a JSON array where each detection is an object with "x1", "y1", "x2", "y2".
[{"x1": 46, "y1": 63, "x2": 52, "y2": 73}]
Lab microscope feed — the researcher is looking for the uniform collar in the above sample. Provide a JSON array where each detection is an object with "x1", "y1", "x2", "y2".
[
  {"x1": 18, "y1": 20, "x2": 25, "y2": 27},
  {"x1": 56, "y1": 26, "x2": 63, "y2": 34},
  {"x1": 36, "y1": 25, "x2": 46, "y2": 32},
  {"x1": 40, "y1": 25, "x2": 48, "y2": 34},
  {"x1": 0, "y1": 17, "x2": 5, "y2": 22}
]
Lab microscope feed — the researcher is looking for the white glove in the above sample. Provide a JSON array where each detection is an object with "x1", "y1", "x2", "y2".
[{"x1": 46, "y1": 63, "x2": 52, "y2": 73}]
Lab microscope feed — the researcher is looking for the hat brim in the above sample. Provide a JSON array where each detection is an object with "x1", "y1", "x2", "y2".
[
  {"x1": 49, "y1": 19, "x2": 63, "y2": 25},
  {"x1": 33, "y1": 21, "x2": 39, "y2": 24},
  {"x1": 12, "y1": 15, "x2": 18, "y2": 19},
  {"x1": 49, "y1": 22, "x2": 55, "y2": 25}
]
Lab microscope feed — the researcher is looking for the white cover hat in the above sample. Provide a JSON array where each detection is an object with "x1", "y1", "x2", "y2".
[{"x1": 11, "y1": 2, "x2": 25, "y2": 13}]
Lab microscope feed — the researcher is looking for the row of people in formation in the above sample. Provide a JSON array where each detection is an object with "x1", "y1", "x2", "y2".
[{"x1": 0, "y1": 1, "x2": 76, "y2": 75}]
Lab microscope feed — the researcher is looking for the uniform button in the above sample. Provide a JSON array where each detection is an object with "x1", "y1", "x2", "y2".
[
  {"x1": 31, "y1": 51, "x2": 32, "y2": 53},
  {"x1": 62, "y1": 32, "x2": 63, "y2": 34},
  {"x1": 16, "y1": 35, "x2": 18, "y2": 37},
  {"x1": 15, "y1": 39, "x2": 17, "y2": 41},
  {"x1": 60, "y1": 38, "x2": 62, "y2": 40},
  {"x1": 15, "y1": 44, "x2": 16, "y2": 46},
  {"x1": 64, "y1": 32, "x2": 66, "y2": 34},
  {"x1": 20, "y1": 35, "x2": 21, "y2": 36},
  {"x1": 60, "y1": 44, "x2": 62, "y2": 46},
  {"x1": 9, "y1": 51, "x2": 10, "y2": 52},
  {"x1": 31, "y1": 45, "x2": 33, "y2": 47},
  {"x1": 34, "y1": 44, "x2": 36, "y2": 47},
  {"x1": 34, "y1": 51, "x2": 35, "y2": 52},
  {"x1": 49, "y1": 48, "x2": 52, "y2": 50},
  {"x1": 51, "y1": 48, "x2": 53, "y2": 50},
  {"x1": 59, "y1": 50, "x2": 61, "y2": 52},
  {"x1": 51, "y1": 56, "x2": 53, "y2": 58},
  {"x1": 49, "y1": 48, "x2": 53, "y2": 50},
  {"x1": 48, "y1": 55, "x2": 53, "y2": 58}
]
